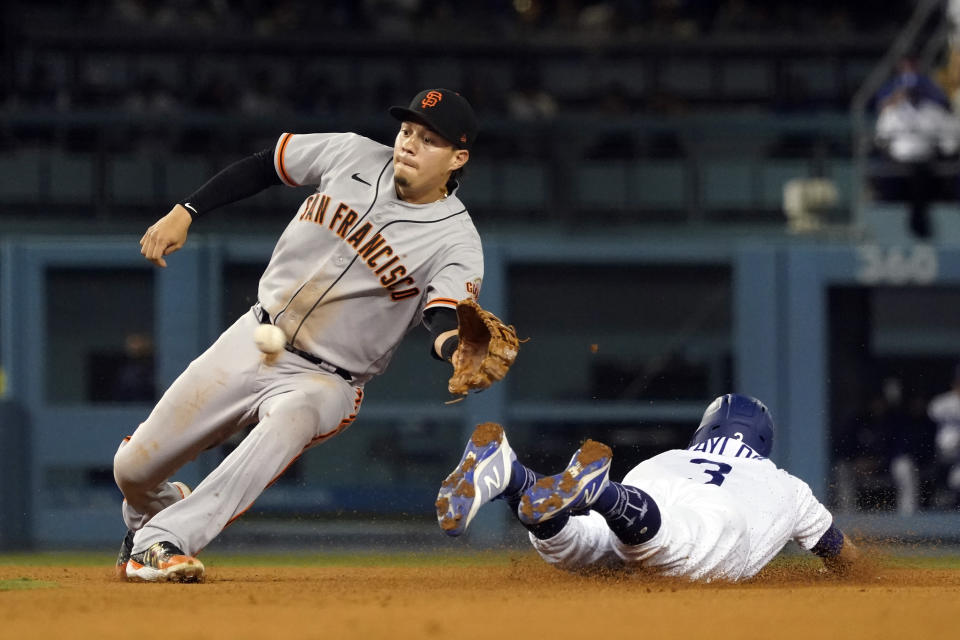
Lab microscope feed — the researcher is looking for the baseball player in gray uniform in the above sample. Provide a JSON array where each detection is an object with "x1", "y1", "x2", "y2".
[
  {"x1": 114, "y1": 88, "x2": 486, "y2": 582},
  {"x1": 437, "y1": 394, "x2": 860, "y2": 581}
]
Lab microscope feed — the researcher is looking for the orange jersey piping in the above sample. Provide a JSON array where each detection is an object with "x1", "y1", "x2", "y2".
[
  {"x1": 275, "y1": 132, "x2": 299, "y2": 187},
  {"x1": 425, "y1": 297, "x2": 458, "y2": 309}
]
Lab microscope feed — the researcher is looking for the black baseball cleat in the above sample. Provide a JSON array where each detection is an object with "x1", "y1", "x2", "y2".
[
  {"x1": 116, "y1": 481, "x2": 192, "y2": 580},
  {"x1": 126, "y1": 541, "x2": 205, "y2": 583},
  {"x1": 115, "y1": 528, "x2": 135, "y2": 579}
]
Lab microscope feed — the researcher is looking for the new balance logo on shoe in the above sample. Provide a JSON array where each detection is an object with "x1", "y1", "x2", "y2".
[
  {"x1": 581, "y1": 485, "x2": 599, "y2": 506},
  {"x1": 483, "y1": 467, "x2": 503, "y2": 493}
]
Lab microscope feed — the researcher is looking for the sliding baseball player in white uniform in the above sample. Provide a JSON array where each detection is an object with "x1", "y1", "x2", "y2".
[
  {"x1": 114, "y1": 88, "x2": 486, "y2": 581},
  {"x1": 437, "y1": 394, "x2": 859, "y2": 581}
]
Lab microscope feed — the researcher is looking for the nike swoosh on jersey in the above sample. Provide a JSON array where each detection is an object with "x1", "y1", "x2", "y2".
[{"x1": 351, "y1": 173, "x2": 371, "y2": 186}]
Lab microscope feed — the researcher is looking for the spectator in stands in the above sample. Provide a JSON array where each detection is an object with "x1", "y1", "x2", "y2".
[
  {"x1": 124, "y1": 73, "x2": 180, "y2": 116},
  {"x1": 872, "y1": 61, "x2": 960, "y2": 239},
  {"x1": 123, "y1": 73, "x2": 183, "y2": 153},
  {"x1": 875, "y1": 57, "x2": 950, "y2": 111},
  {"x1": 239, "y1": 69, "x2": 289, "y2": 118},
  {"x1": 834, "y1": 386, "x2": 898, "y2": 511},
  {"x1": 506, "y1": 64, "x2": 557, "y2": 122},
  {"x1": 881, "y1": 378, "x2": 937, "y2": 515},
  {"x1": 185, "y1": 72, "x2": 243, "y2": 152},
  {"x1": 16, "y1": 61, "x2": 70, "y2": 112},
  {"x1": 192, "y1": 73, "x2": 237, "y2": 113},
  {"x1": 927, "y1": 363, "x2": 960, "y2": 508},
  {"x1": 833, "y1": 378, "x2": 935, "y2": 513},
  {"x1": 582, "y1": 82, "x2": 641, "y2": 159},
  {"x1": 712, "y1": 0, "x2": 770, "y2": 34},
  {"x1": 288, "y1": 70, "x2": 342, "y2": 117}
]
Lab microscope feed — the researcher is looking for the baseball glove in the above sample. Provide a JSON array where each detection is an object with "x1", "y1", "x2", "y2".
[{"x1": 448, "y1": 298, "x2": 520, "y2": 395}]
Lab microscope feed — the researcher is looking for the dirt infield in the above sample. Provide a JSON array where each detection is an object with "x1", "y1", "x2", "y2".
[{"x1": 1, "y1": 551, "x2": 958, "y2": 640}]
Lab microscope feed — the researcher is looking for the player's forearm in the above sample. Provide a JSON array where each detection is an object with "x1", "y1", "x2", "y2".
[
  {"x1": 179, "y1": 147, "x2": 282, "y2": 218},
  {"x1": 812, "y1": 525, "x2": 859, "y2": 576},
  {"x1": 822, "y1": 534, "x2": 859, "y2": 575},
  {"x1": 434, "y1": 329, "x2": 459, "y2": 361},
  {"x1": 423, "y1": 307, "x2": 459, "y2": 361}
]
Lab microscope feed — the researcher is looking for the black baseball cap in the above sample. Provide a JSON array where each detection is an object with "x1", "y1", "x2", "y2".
[{"x1": 389, "y1": 88, "x2": 478, "y2": 150}]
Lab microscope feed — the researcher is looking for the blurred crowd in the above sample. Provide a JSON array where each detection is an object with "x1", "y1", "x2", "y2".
[
  {"x1": 16, "y1": 0, "x2": 911, "y2": 39},
  {"x1": 4, "y1": 0, "x2": 913, "y2": 115},
  {"x1": 0, "y1": 0, "x2": 913, "y2": 157}
]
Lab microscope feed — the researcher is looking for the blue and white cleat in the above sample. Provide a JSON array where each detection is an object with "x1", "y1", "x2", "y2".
[
  {"x1": 436, "y1": 422, "x2": 515, "y2": 536},
  {"x1": 518, "y1": 439, "x2": 612, "y2": 525}
]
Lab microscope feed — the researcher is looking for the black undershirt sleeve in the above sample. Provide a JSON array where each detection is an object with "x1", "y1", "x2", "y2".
[
  {"x1": 423, "y1": 307, "x2": 459, "y2": 361},
  {"x1": 178, "y1": 145, "x2": 282, "y2": 218}
]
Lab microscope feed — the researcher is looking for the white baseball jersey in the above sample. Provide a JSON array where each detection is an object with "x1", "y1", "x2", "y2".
[
  {"x1": 263, "y1": 131, "x2": 484, "y2": 383},
  {"x1": 531, "y1": 436, "x2": 833, "y2": 582}
]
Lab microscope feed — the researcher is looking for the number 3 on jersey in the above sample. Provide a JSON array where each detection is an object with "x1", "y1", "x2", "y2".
[{"x1": 690, "y1": 458, "x2": 733, "y2": 486}]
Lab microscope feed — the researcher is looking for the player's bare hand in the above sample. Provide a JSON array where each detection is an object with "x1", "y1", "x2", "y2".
[
  {"x1": 822, "y1": 534, "x2": 860, "y2": 577},
  {"x1": 140, "y1": 204, "x2": 193, "y2": 267}
]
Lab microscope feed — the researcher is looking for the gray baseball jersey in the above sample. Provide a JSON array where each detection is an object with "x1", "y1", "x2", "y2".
[
  {"x1": 264, "y1": 131, "x2": 484, "y2": 383},
  {"x1": 115, "y1": 131, "x2": 483, "y2": 557},
  {"x1": 531, "y1": 438, "x2": 833, "y2": 581}
]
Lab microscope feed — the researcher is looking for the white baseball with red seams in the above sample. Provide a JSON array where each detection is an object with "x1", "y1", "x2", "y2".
[{"x1": 115, "y1": 130, "x2": 484, "y2": 558}]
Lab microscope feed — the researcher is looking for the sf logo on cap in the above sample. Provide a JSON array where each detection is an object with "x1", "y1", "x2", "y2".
[{"x1": 421, "y1": 90, "x2": 443, "y2": 108}]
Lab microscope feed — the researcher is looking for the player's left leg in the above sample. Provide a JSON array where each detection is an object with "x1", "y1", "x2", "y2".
[
  {"x1": 130, "y1": 369, "x2": 362, "y2": 560},
  {"x1": 115, "y1": 481, "x2": 191, "y2": 577},
  {"x1": 519, "y1": 440, "x2": 661, "y2": 545},
  {"x1": 590, "y1": 482, "x2": 661, "y2": 545},
  {"x1": 518, "y1": 440, "x2": 613, "y2": 524},
  {"x1": 117, "y1": 311, "x2": 273, "y2": 581}
]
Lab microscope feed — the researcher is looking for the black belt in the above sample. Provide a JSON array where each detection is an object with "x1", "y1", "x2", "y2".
[{"x1": 256, "y1": 306, "x2": 353, "y2": 382}]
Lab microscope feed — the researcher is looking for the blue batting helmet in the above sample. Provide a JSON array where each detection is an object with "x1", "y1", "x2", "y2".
[{"x1": 688, "y1": 393, "x2": 775, "y2": 457}]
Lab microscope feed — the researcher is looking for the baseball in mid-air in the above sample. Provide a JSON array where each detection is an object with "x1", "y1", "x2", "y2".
[{"x1": 253, "y1": 324, "x2": 286, "y2": 354}]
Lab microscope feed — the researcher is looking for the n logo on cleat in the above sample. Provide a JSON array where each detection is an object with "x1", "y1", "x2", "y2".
[
  {"x1": 581, "y1": 485, "x2": 599, "y2": 506},
  {"x1": 482, "y1": 467, "x2": 503, "y2": 493}
]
